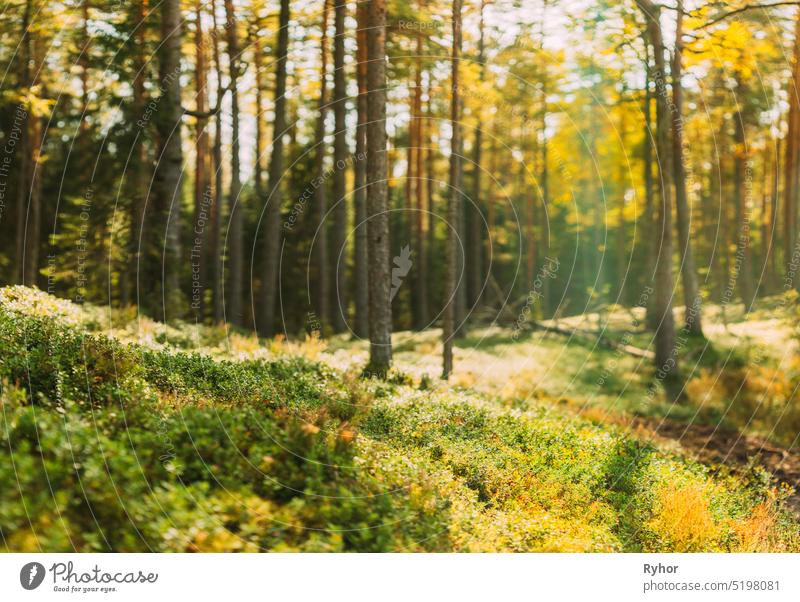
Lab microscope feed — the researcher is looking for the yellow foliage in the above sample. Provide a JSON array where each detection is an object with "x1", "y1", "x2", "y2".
[{"x1": 648, "y1": 483, "x2": 721, "y2": 552}]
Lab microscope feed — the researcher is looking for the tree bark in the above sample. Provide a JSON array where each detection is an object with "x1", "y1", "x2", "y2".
[
  {"x1": 151, "y1": 0, "x2": 185, "y2": 320},
  {"x1": 126, "y1": 0, "x2": 149, "y2": 307},
  {"x1": 467, "y1": 0, "x2": 486, "y2": 310},
  {"x1": 211, "y1": 0, "x2": 225, "y2": 323},
  {"x1": 413, "y1": 18, "x2": 428, "y2": 329},
  {"x1": 331, "y1": 0, "x2": 348, "y2": 333},
  {"x1": 734, "y1": 72, "x2": 757, "y2": 312},
  {"x1": 193, "y1": 0, "x2": 210, "y2": 321},
  {"x1": 259, "y1": 0, "x2": 290, "y2": 337},
  {"x1": 224, "y1": 0, "x2": 244, "y2": 326},
  {"x1": 785, "y1": 8, "x2": 800, "y2": 284},
  {"x1": 312, "y1": 0, "x2": 331, "y2": 330},
  {"x1": 366, "y1": 0, "x2": 392, "y2": 374},
  {"x1": 637, "y1": 0, "x2": 682, "y2": 401},
  {"x1": 353, "y1": 0, "x2": 369, "y2": 338},
  {"x1": 671, "y1": 0, "x2": 704, "y2": 336},
  {"x1": 443, "y1": 0, "x2": 462, "y2": 378}
]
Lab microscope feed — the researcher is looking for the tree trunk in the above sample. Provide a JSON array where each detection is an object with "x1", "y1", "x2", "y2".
[
  {"x1": 224, "y1": 0, "x2": 244, "y2": 326},
  {"x1": 313, "y1": 0, "x2": 331, "y2": 330},
  {"x1": 785, "y1": 8, "x2": 800, "y2": 281},
  {"x1": 152, "y1": 0, "x2": 184, "y2": 320},
  {"x1": 211, "y1": 0, "x2": 225, "y2": 323},
  {"x1": 259, "y1": 0, "x2": 290, "y2": 337},
  {"x1": 366, "y1": 0, "x2": 392, "y2": 374},
  {"x1": 671, "y1": 0, "x2": 703, "y2": 336},
  {"x1": 637, "y1": 0, "x2": 682, "y2": 401},
  {"x1": 734, "y1": 73, "x2": 756, "y2": 312},
  {"x1": 126, "y1": 0, "x2": 149, "y2": 307},
  {"x1": 353, "y1": 0, "x2": 369, "y2": 338},
  {"x1": 253, "y1": 19, "x2": 266, "y2": 198},
  {"x1": 443, "y1": 0, "x2": 462, "y2": 379},
  {"x1": 15, "y1": 0, "x2": 32, "y2": 285},
  {"x1": 642, "y1": 37, "x2": 658, "y2": 330},
  {"x1": 331, "y1": 0, "x2": 348, "y2": 333},
  {"x1": 467, "y1": 0, "x2": 486, "y2": 310},
  {"x1": 193, "y1": 0, "x2": 210, "y2": 321},
  {"x1": 413, "y1": 21, "x2": 428, "y2": 329}
]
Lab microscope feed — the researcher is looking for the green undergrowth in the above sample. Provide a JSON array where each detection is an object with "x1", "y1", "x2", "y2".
[{"x1": 0, "y1": 286, "x2": 797, "y2": 552}]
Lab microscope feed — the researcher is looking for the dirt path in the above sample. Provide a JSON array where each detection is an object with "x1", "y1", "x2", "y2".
[{"x1": 627, "y1": 416, "x2": 800, "y2": 511}]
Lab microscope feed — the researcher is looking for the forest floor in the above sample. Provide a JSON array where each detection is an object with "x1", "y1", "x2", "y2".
[{"x1": 1, "y1": 286, "x2": 799, "y2": 552}]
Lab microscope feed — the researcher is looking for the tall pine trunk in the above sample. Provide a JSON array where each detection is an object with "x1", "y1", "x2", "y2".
[
  {"x1": 671, "y1": 1, "x2": 703, "y2": 336},
  {"x1": 413, "y1": 21, "x2": 428, "y2": 329},
  {"x1": 353, "y1": 0, "x2": 369, "y2": 338},
  {"x1": 193, "y1": 0, "x2": 210, "y2": 321},
  {"x1": 785, "y1": 8, "x2": 800, "y2": 281},
  {"x1": 224, "y1": 0, "x2": 244, "y2": 325},
  {"x1": 259, "y1": 0, "x2": 290, "y2": 336},
  {"x1": 211, "y1": 0, "x2": 225, "y2": 323},
  {"x1": 313, "y1": 0, "x2": 331, "y2": 330},
  {"x1": 151, "y1": 0, "x2": 184, "y2": 320},
  {"x1": 443, "y1": 0, "x2": 462, "y2": 378},
  {"x1": 638, "y1": 0, "x2": 682, "y2": 401},
  {"x1": 366, "y1": 0, "x2": 392, "y2": 373},
  {"x1": 467, "y1": 0, "x2": 485, "y2": 310},
  {"x1": 331, "y1": 0, "x2": 348, "y2": 333}
]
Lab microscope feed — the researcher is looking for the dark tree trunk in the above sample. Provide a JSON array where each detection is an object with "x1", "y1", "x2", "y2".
[
  {"x1": 211, "y1": 0, "x2": 225, "y2": 323},
  {"x1": 127, "y1": 0, "x2": 149, "y2": 307},
  {"x1": 413, "y1": 21, "x2": 428, "y2": 329},
  {"x1": 671, "y1": 0, "x2": 703, "y2": 336},
  {"x1": 259, "y1": 0, "x2": 290, "y2": 337},
  {"x1": 331, "y1": 0, "x2": 348, "y2": 333},
  {"x1": 15, "y1": 0, "x2": 32, "y2": 285},
  {"x1": 313, "y1": 0, "x2": 331, "y2": 330},
  {"x1": 353, "y1": 0, "x2": 369, "y2": 338},
  {"x1": 638, "y1": 0, "x2": 682, "y2": 401},
  {"x1": 193, "y1": 0, "x2": 210, "y2": 321},
  {"x1": 734, "y1": 73, "x2": 756, "y2": 312},
  {"x1": 366, "y1": 0, "x2": 392, "y2": 374},
  {"x1": 224, "y1": 0, "x2": 244, "y2": 326},
  {"x1": 785, "y1": 9, "x2": 800, "y2": 282},
  {"x1": 443, "y1": 0, "x2": 462, "y2": 379},
  {"x1": 642, "y1": 37, "x2": 658, "y2": 330},
  {"x1": 467, "y1": 0, "x2": 486, "y2": 310},
  {"x1": 151, "y1": 0, "x2": 185, "y2": 320}
]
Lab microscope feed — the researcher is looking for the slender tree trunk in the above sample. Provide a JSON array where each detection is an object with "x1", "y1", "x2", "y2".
[
  {"x1": 443, "y1": 0, "x2": 462, "y2": 378},
  {"x1": 312, "y1": 0, "x2": 331, "y2": 330},
  {"x1": 734, "y1": 72, "x2": 756, "y2": 312},
  {"x1": 671, "y1": 0, "x2": 703, "y2": 336},
  {"x1": 366, "y1": 0, "x2": 392, "y2": 373},
  {"x1": 642, "y1": 36, "x2": 658, "y2": 330},
  {"x1": 331, "y1": 0, "x2": 348, "y2": 333},
  {"x1": 224, "y1": 0, "x2": 244, "y2": 325},
  {"x1": 127, "y1": 0, "x2": 148, "y2": 307},
  {"x1": 426, "y1": 80, "x2": 436, "y2": 322},
  {"x1": 638, "y1": 0, "x2": 682, "y2": 401},
  {"x1": 259, "y1": 0, "x2": 290, "y2": 336},
  {"x1": 353, "y1": 0, "x2": 369, "y2": 338},
  {"x1": 152, "y1": 0, "x2": 185, "y2": 320},
  {"x1": 80, "y1": 0, "x2": 90, "y2": 134},
  {"x1": 15, "y1": 0, "x2": 32, "y2": 285},
  {"x1": 193, "y1": 0, "x2": 210, "y2": 321},
  {"x1": 253, "y1": 21, "x2": 266, "y2": 198},
  {"x1": 785, "y1": 8, "x2": 800, "y2": 281},
  {"x1": 413, "y1": 23, "x2": 428, "y2": 329},
  {"x1": 211, "y1": 0, "x2": 225, "y2": 323},
  {"x1": 467, "y1": 0, "x2": 485, "y2": 310}
]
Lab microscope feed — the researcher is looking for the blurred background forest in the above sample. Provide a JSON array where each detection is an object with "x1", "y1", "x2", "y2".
[{"x1": 1, "y1": 0, "x2": 800, "y2": 381}]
